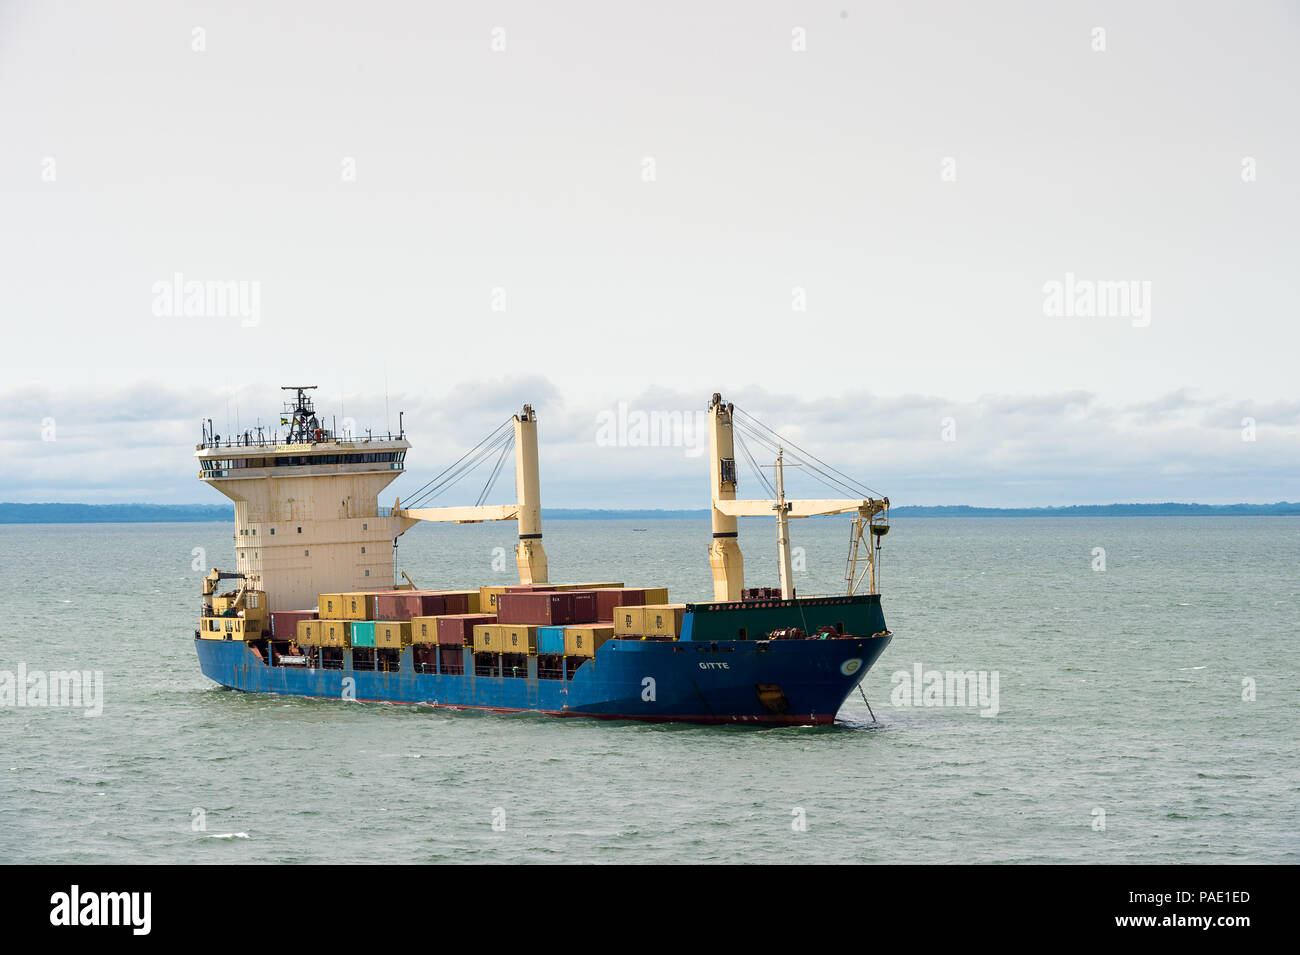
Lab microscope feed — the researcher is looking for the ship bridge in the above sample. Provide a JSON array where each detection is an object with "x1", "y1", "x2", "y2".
[{"x1": 195, "y1": 386, "x2": 411, "y2": 611}]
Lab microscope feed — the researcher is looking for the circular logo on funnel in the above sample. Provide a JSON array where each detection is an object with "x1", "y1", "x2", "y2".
[{"x1": 840, "y1": 658, "x2": 863, "y2": 676}]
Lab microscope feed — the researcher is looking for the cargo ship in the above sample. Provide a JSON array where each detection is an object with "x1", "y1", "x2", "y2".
[{"x1": 193, "y1": 388, "x2": 894, "y2": 725}]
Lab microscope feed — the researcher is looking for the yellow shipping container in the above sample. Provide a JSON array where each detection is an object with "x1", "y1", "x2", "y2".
[
  {"x1": 479, "y1": 586, "x2": 507, "y2": 612},
  {"x1": 642, "y1": 604, "x2": 687, "y2": 637},
  {"x1": 341, "y1": 593, "x2": 375, "y2": 620},
  {"x1": 500, "y1": 625, "x2": 537, "y2": 655},
  {"x1": 564, "y1": 625, "x2": 614, "y2": 657},
  {"x1": 297, "y1": 619, "x2": 321, "y2": 646},
  {"x1": 641, "y1": 587, "x2": 669, "y2": 605},
  {"x1": 318, "y1": 593, "x2": 346, "y2": 618},
  {"x1": 613, "y1": 606, "x2": 646, "y2": 636},
  {"x1": 472, "y1": 624, "x2": 507, "y2": 652},
  {"x1": 410, "y1": 615, "x2": 443, "y2": 644},
  {"x1": 376, "y1": 621, "x2": 410, "y2": 649},
  {"x1": 319, "y1": 620, "x2": 350, "y2": 647}
]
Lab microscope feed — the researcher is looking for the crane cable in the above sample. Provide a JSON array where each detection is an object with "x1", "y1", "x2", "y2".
[
  {"x1": 732, "y1": 406, "x2": 883, "y2": 500},
  {"x1": 401, "y1": 418, "x2": 514, "y2": 509},
  {"x1": 475, "y1": 432, "x2": 515, "y2": 506}
]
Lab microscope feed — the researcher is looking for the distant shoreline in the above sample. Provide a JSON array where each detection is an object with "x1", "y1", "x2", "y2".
[{"x1": 2, "y1": 501, "x2": 1298, "y2": 524}]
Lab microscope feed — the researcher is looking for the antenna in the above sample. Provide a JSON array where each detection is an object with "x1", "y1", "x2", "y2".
[{"x1": 280, "y1": 385, "x2": 319, "y2": 444}]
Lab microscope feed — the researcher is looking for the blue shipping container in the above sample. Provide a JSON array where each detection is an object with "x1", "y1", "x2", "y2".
[{"x1": 536, "y1": 625, "x2": 565, "y2": 655}]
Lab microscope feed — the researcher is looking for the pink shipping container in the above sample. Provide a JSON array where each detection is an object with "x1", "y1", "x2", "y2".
[
  {"x1": 496, "y1": 591, "x2": 578, "y2": 626},
  {"x1": 596, "y1": 588, "x2": 648, "y2": 622},
  {"x1": 436, "y1": 613, "x2": 497, "y2": 646},
  {"x1": 372, "y1": 592, "x2": 423, "y2": 621},
  {"x1": 415, "y1": 592, "x2": 470, "y2": 615},
  {"x1": 271, "y1": 610, "x2": 317, "y2": 639}
]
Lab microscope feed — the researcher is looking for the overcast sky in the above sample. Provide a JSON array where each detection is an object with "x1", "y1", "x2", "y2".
[{"x1": 1, "y1": 1, "x2": 1297, "y2": 507}]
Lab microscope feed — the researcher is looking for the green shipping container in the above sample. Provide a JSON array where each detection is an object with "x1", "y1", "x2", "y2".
[{"x1": 351, "y1": 621, "x2": 377, "y2": 648}]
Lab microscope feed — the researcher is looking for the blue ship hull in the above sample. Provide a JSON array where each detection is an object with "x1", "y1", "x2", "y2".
[{"x1": 195, "y1": 630, "x2": 893, "y2": 725}]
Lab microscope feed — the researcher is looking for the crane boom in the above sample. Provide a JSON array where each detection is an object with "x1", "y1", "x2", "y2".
[{"x1": 395, "y1": 405, "x2": 548, "y2": 584}]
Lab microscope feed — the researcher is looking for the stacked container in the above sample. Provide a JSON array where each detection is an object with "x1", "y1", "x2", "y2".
[
  {"x1": 350, "y1": 621, "x2": 376, "y2": 648},
  {"x1": 375, "y1": 621, "x2": 410, "y2": 649},
  {"x1": 296, "y1": 619, "x2": 321, "y2": 645},
  {"x1": 270, "y1": 610, "x2": 317, "y2": 639},
  {"x1": 372, "y1": 591, "x2": 423, "y2": 621},
  {"x1": 479, "y1": 586, "x2": 508, "y2": 613},
  {"x1": 536, "y1": 625, "x2": 566, "y2": 656},
  {"x1": 643, "y1": 605, "x2": 687, "y2": 637},
  {"x1": 341, "y1": 593, "x2": 375, "y2": 620},
  {"x1": 435, "y1": 613, "x2": 496, "y2": 646},
  {"x1": 564, "y1": 625, "x2": 614, "y2": 657},
  {"x1": 317, "y1": 620, "x2": 350, "y2": 647},
  {"x1": 318, "y1": 594, "x2": 345, "y2": 617},
  {"x1": 496, "y1": 591, "x2": 580, "y2": 626}
]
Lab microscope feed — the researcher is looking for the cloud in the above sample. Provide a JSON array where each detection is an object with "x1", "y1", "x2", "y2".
[{"x1": 0, "y1": 380, "x2": 1295, "y2": 507}]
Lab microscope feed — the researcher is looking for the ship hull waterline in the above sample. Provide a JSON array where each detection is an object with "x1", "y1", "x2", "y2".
[{"x1": 195, "y1": 633, "x2": 893, "y2": 726}]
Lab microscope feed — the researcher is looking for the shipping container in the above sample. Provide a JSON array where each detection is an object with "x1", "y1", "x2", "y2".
[
  {"x1": 496, "y1": 591, "x2": 578, "y2": 626},
  {"x1": 536, "y1": 625, "x2": 566, "y2": 655},
  {"x1": 350, "y1": 621, "x2": 376, "y2": 648},
  {"x1": 596, "y1": 587, "x2": 649, "y2": 621},
  {"x1": 501, "y1": 625, "x2": 538, "y2": 655},
  {"x1": 553, "y1": 582, "x2": 625, "y2": 591},
  {"x1": 642, "y1": 604, "x2": 687, "y2": 637},
  {"x1": 372, "y1": 592, "x2": 422, "y2": 621},
  {"x1": 297, "y1": 619, "x2": 320, "y2": 645},
  {"x1": 613, "y1": 606, "x2": 646, "y2": 636},
  {"x1": 320, "y1": 620, "x2": 350, "y2": 647},
  {"x1": 564, "y1": 625, "x2": 615, "y2": 657},
  {"x1": 375, "y1": 621, "x2": 410, "y2": 649},
  {"x1": 318, "y1": 593, "x2": 346, "y2": 618},
  {"x1": 437, "y1": 613, "x2": 497, "y2": 646},
  {"x1": 479, "y1": 586, "x2": 508, "y2": 612},
  {"x1": 472, "y1": 624, "x2": 508, "y2": 652},
  {"x1": 568, "y1": 590, "x2": 599, "y2": 623},
  {"x1": 641, "y1": 587, "x2": 669, "y2": 605},
  {"x1": 437, "y1": 592, "x2": 471, "y2": 615},
  {"x1": 271, "y1": 610, "x2": 317, "y2": 640},
  {"x1": 341, "y1": 593, "x2": 376, "y2": 620},
  {"x1": 423, "y1": 589, "x2": 477, "y2": 614},
  {"x1": 410, "y1": 615, "x2": 443, "y2": 644}
]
